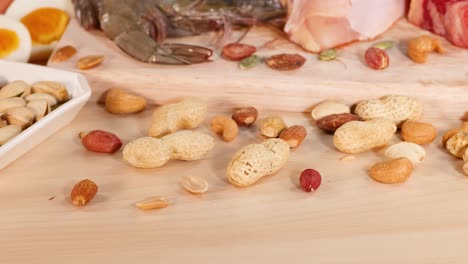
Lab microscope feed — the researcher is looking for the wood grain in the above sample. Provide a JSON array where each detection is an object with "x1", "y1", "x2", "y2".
[
  {"x1": 49, "y1": 19, "x2": 468, "y2": 118},
  {"x1": 1, "y1": 102, "x2": 468, "y2": 263}
]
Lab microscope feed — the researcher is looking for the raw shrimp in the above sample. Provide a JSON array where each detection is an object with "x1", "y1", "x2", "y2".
[{"x1": 72, "y1": 0, "x2": 285, "y2": 65}]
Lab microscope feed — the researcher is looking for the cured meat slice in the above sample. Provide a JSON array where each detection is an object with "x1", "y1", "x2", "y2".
[
  {"x1": 282, "y1": 0, "x2": 406, "y2": 52},
  {"x1": 409, "y1": 0, "x2": 468, "y2": 49}
]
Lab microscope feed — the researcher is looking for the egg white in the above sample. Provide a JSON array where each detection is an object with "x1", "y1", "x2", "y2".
[
  {"x1": 0, "y1": 15, "x2": 31, "y2": 62},
  {"x1": 5, "y1": 0, "x2": 73, "y2": 61}
]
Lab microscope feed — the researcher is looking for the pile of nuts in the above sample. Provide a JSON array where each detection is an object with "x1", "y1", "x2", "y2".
[
  {"x1": 0, "y1": 80, "x2": 69, "y2": 146},
  {"x1": 311, "y1": 94, "x2": 438, "y2": 184},
  {"x1": 71, "y1": 89, "x2": 317, "y2": 208},
  {"x1": 68, "y1": 88, "x2": 465, "y2": 209}
]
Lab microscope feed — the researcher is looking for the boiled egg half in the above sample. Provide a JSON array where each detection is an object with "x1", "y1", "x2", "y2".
[
  {"x1": 0, "y1": 15, "x2": 31, "y2": 62},
  {"x1": 6, "y1": 0, "x2": 73, "y2": 61}
]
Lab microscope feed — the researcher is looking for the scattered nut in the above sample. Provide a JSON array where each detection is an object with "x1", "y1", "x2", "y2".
[
  {"x1": 0, "y1": 97, "x2": 26, "y2": 113},
  {"x1": 265, "y1": 53, "x2": 306, "y2": 71},
  {"x1": 222, "y1": 43, "x2": 257, "y2": 61},
  {"x1": 442, "y1": 128, "x2": 460, "y2": 147},
  {"x1": 227, "y1": 138, "x2": 290, "y2": 187},
  {"x1": 463, "y1": 149, "x2": 468, "y2": 176},
  {"x1": 70, "y1": 179, "x2": 98, "y2": 206},
  {"x1": 385, "y1": 142, "x2": 426, "y2": 165},
  {"x1": 210, "y1": 115, "x2": 239, "y2": 142},
  {"x1": 279, "y1": 125, "x2": 307, "y2": 148},
  {"x1": 124, "y1": 131, "x2": 215, "y2": 168},
  {"x1": 407, "y1": 35, "x2": 444, "y2": 63},
  {"x1": 123, "y1": 137, "x2": 173, "y2": 168},
  {"x1": 354, "y1": 95, "x2": 423, "y2": 126},
  {"x1": 365, "y1": 47, "x2": 389, "y2": 70},
  {"x1": 32, "y1": 81, "x2": 69, "y2": 102},
  {"x1": 369, "y1": 158, "x2": 414, "y2": 184},
  {"x1": 81, "y1": 130, "x2": 123, "y2": 153},
  {"x1": 135, "y1": 196, "x2": 169, "y2": 210},
  {"x1": 0, "y1": 80, "x2": 30, "y2": 99},
  {"x1": 5, "y1": 106, "x2": 34, "y2": 129},
  {"x1": 180, "y1": 175, "x2": 209, "y2": 194},
  {"x1": 24, "y1": 93, "x2": 58, "y2": 107},
  {"x1": 104, "y1": 88, "x2": 147, "y2": 114},
  {"x1": 446, "y1": 131, "x2": 468, "y2": 158},
  {"x1": 316, "y1": 113, "x2": 361, "y2": 133},
  {"x1": 161, "y1": 131, "x2": 215, "y2": 161},
  {"x1": 311, "y1": 101, "x2": 350, "y2": 121},
  {"x1": 340, "y1": 156, "x2": 356, "y2": 161},
  {"x1": 334, "y1": 118, "x2": 397, "y2": 154},
  {"x1": 50, "y1": 45, "x2": 77, "y2": 63},
  {"x1": 27, "y1": 100, "x2": 50, "y2": 121},
  {"x1": 401, "y1": 120, "x2": 437, "y2": 145},
  {"x1": 260, "y1": 116, "x2": 287, "y2": 138},
  {"x1": 149, "y1": 97, "x2": 207, "y2": 138},
  {"x1": 0, "y1": 125, "x2": 21, "y2": 145},
  {"x1": 232, "y1": 107, "x2": 258, "y2": 127},
  {"x1": 442, "y1": 122, "x2": 468, "y2": 147},
  {"x1": 77, "y1": 55, "x2": 104, "y2": 70},
  {"x1": 299, "y1": 169, "x2": 322, "y2": 192}
]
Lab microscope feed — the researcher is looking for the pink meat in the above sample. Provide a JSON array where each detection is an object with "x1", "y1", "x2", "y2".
[
  {"x1": 282, "y1": 0, "x2": 406, "y2": 53},
  {"x1": 408, "y1": 0, "x2": 468, "y2": 48}
]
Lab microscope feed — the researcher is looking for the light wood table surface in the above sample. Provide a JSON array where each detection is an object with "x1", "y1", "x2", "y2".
[{"x1": 1, "y1": 102, "x2": 468, "y2": 263}]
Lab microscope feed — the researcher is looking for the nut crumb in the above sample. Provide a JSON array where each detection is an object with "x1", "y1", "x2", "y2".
[
  {"x1": 135, "y1": 196, "x2": 170, "y2": 211},
  {"x1": 340, "y1": 156, "x2": 356, "y2": 161},
  {"x1": 180, "y1": 175, "x2": 209, "y2": 194}
]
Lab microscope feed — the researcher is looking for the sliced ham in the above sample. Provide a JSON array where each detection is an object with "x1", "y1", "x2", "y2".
[
  {"x1": 282, "y1": 0, "x2": 406, "y2": 53},
  {"x1": 408, "y1": 0, "x2": 468, "y2": 49}
]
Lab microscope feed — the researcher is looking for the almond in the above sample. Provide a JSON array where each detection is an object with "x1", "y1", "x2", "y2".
[
  {"x1": 232, "y1": 107, "x2": 258, "y2": 127},
  {"x1": 77, "y1": 55, "x2": 104, "y2": 70},
  {"x1": 279, "y1": 125, "x2": 307, "y2": 148},
  {"x1": 316, "y1": 113, "x2": 361, "y2": 133},
  {"x1": 105, "y1": 88, "x2": 147, "y2": 114},
  {"x1": 51, "y1": 45, "x2": 77, "y2": 63},
  {"x1": 70, "y1": 179, "x2": 98, "y2": 206}
]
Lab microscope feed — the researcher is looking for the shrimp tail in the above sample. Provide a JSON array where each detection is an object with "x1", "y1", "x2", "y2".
[
  {"x1": 72, "y1": 0, "x2": 102, "y2": 29},
  {"x1": 114, "y1": 31, "x2": 212, "y2": 65}
]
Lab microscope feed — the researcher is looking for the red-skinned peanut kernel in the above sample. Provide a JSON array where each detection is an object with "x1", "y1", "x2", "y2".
[
  {"x1": 365, "y1": 47, "x2": 389, "y2": 70},
  {"x1": 222, "y1": 43, "x2": 257, "y2": 61},
  {"x1": 299, "y1": 169, "x2": 322, "y2": 192},
  {"x1": 81, "y1": 130, "x2": 123, "y2": 153}
]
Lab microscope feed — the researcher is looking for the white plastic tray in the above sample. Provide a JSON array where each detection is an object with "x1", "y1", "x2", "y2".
[{"x1": 0, "y1": 61, "x2": 91, "y2": 169}]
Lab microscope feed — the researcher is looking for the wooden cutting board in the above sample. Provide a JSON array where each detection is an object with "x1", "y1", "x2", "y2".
[
  {"x1": 50, "y1": 19, "x2": 468, "y2": 117},
  {"x1": 2, "y1": 17, "x2": 468, "y2": 263},
  {"x1": 1, "y1": 103, "x2": 468, "y2": 263}
]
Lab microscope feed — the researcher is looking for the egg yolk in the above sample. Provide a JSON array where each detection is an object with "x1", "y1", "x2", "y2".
[
  {"x1": 20, "y1": 7, "x2": 69, "y2": 45},
  {"x1": 0, "y1": 29, "x2": 19, "y2": 58}
]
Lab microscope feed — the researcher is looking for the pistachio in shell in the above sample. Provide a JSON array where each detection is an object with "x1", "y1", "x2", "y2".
[
  {"x1": 0, "y1": 81, "x2": 30, "y2": 99},
  {"x1": 32, "y1": 81, "x2": 69, "y2": 102},
  {"x1": 0, "y1": 125, "x2": 21, "y2": 145},
  {"x1": 5, "y1": 106, "x2": 35, "y2": 129}
]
